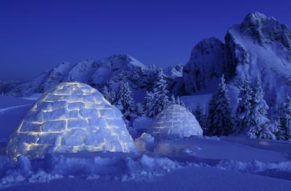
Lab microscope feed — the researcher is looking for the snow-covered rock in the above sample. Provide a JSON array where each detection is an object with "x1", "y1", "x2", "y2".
[
  {"x1": 183, "y1": 38, "x2": 226, "y2": 94},
  {"x1": 165, "y1": 64, "x2": 183, "y2": 78},
  {"x1": 7, "y1": 82, "x2": 136, "y2": 159},
  {"x1": 135, "y1": 133, "x2": 155, "y2": 152},
  {"x1": 149, "y1": 104, "x2": 203, "y2": 138}
]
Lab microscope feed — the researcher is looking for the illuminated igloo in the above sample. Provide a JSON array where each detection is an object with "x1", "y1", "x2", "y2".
[
  {"x1": 149, "y1": 104, "x2": 203, "y2": 138},
  {"x1": 7, "y1": 82, "x2": 136, "y2": 159}
]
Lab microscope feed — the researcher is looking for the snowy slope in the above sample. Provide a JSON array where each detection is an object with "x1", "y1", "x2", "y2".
[{"x1": 0, "y1": 96, "x2": 33, "y2": 143}]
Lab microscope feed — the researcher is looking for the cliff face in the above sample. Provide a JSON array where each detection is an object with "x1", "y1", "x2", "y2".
[{"x1": 183, "y1": 37, "x2": 226, "y2": 94}]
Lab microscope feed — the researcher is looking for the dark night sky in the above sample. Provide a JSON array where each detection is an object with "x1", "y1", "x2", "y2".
[{"x1": 0, "y1": 0, "x2": 291, "y2": 80}]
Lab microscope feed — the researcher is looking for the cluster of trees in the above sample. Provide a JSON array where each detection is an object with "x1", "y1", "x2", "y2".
[
  {"x1": 102, "y1": 69, "x2": 290, "y2": 141},
  {"x1": 102, "y1": 69, "x2": 183, "y2": 121},
  {"x1": 195, "y1": 76, "x2": 291, "y2": 141}
]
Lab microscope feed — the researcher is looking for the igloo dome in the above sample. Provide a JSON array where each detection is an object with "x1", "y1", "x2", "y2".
[
  {"x1": 149, "y1": 104, "x2": 203, "y2": 139},
  {"x1": 7, "y1": 82, "x2": 136, "y2": 159}
]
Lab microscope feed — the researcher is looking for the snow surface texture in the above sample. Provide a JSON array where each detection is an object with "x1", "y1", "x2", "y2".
[
  {"x1": 1, "y1": 137, "x2": 291, "y2": 191},
  {"x1": 149, "y1": 104, "x2": 203, "y2": 138},
  {"x1": 6, "y1": 82, "x2": 136, "y2": 159}
]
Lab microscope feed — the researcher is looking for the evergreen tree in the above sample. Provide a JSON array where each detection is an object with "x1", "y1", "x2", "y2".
[
  {"x1": 144, "y1": 70, "x2": 170, "y2": 118},
  {"x1": 170, "y1": 95, "x2": 176, "y2": 104},
  {"x1": 116, "y1": 81, "x2": 136, "y2": 120},
  {"x1": 170, "y1": 95, "x2": 185, "y2": 106},
  {"x1": 102, "y1": 81, "x2": 116, "y2": 104},
  {"x1": 277, "y1": 96, "x2": 291, "y2": 140},
  {"x1": 207, "y1": 75, "x2": 234, "y2": 136},
  {"x1": 102, "y1": 86, "x2": 112, "y2": 102},
  {"x1": 247, "y1": 80, "x2": 276, "y2": 140},
  {"x1": 144, "y1": 91, "x2": 155, "y2": 118},
  {"x1": 194, "y1": 105, "x2": 207, "y2": 134},
  {"x1": 235, "y1": 79, "x2": 253, "y2": 134}
]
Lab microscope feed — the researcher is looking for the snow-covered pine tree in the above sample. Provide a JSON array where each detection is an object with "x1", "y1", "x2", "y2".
[
  {"x1": 194, "y1": 105, "x2": 207, "y2": 134},
  {"x1": 102, "y1": 86, "x2": 113, "y2": 103},
  {"x1": 207, "y1": 75, "x2": 233, "y2": 136},
  {"x1": 170, "y1": 95, "x2": 176, "y2": 104},
  {"x1": 170, "y1": 95, "x2": 185, "y2": 106},
  {"x1": 144, "y1": 70, "x2": 170, "y2": 118},
  {"x1": 277, "y1": 96, "x2": 291, "y2": 140},
  {"x1": 247, "y1": 80, "x2": 276, "y2": 140},
  {"x1": 116, "y1": 81, "x2": 136, "y2": 120},
  {"x1": 102, "y1": 81, "x2": 117, "y2": 104},
  {"x1": 144, "y1": 91, "x2": 155, "y2": 118},
  {"x1": 235, "y1": 79, "x2": 253, "y2": 134}
]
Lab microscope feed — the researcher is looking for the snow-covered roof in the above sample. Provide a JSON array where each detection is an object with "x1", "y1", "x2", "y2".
[
  {"x1": 149, "y1": 104, "x2": 203, "y2": 138},
  {"x1": 7, "y1": 82, "x2": 136, "y2": 159}
]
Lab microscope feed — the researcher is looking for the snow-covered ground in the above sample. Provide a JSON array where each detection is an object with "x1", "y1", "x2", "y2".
[
  {"x1": 0, "y1": 95, "x2": 291, "y2": 191},
  {"x1": 0, "y1": 96, "x2": 33, "y2": 143}
]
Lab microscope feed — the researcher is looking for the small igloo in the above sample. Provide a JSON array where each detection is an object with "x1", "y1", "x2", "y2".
[
  {"x1": 149, "y1": 104, "x2": 203, "y2": 139},
  {"x1": 7, "y1": 82, "x2": 136, "y2": 159}
]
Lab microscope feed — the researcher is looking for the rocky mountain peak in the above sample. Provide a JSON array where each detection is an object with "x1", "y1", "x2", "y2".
[
  {"x1": 190, "y1": 37, "x2": 225, "y2": 57},
  {"x1": 240, "y1": 12, "x2": 291, "y2": 48}
]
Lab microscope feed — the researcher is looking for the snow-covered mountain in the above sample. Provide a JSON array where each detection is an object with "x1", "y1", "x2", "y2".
[
  {"x1": 7, "y1": 55, "x2": 156, "y2": 96},
  {"x1": 4, "y1": 12, "x2": 291, "y2": 109},
  {"x1": 225, "y1": 12, "x2": 291, "y2": 106},
  {"x1": 179, "y1": 12, "x2": 291, "y2": 107}
]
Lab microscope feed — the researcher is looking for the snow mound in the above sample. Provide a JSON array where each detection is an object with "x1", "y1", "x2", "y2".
[
  {"x1": 149, "y1": 104, "x2": 203, "y2": 138},
  {"x1": 7, "y1": 82, "x2": 136, "y2": 159},
  {"x1": 135, "y1": 133, "x2": 155, "y2": 152},
  {"x1": 0, "y1": 154, "x2": 181, "y2": 189}
]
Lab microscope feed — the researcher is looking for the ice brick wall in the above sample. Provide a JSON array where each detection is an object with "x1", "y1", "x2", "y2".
[
  {"x1": 150, "y1": 104, "x2": 203, "y2": 138},
  {"x1": 7, "y1": 82, "x2": 136, "y2": 159}
]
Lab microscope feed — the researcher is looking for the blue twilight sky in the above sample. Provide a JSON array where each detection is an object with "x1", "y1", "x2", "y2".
[{"x1": 0, "y1": 0, "x2": 291, "y2": 80}]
